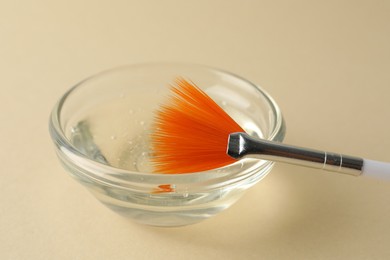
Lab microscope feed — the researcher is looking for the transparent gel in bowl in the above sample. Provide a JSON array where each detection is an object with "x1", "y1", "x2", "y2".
[{"x1": 49, "y1": 63, "x2": 285, "y2": 227}]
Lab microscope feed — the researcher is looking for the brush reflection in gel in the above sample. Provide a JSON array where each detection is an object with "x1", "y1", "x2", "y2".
[{"x1": 152, "y1": 184, "x2": 176, "y2": 194}]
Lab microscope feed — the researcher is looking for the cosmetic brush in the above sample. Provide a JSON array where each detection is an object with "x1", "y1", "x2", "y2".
[{"x1": 151, "y1": 78, "x2": 390, "y2": 179}]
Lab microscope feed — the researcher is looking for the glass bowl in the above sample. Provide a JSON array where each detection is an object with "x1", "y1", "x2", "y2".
[{"x1": 49, "y1": 63, "x2": 285, "y2": 227}]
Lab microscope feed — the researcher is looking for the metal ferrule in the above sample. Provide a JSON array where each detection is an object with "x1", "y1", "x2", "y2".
[{"x1": 227, "y1": 132, "x2": 363, "y2": 176}]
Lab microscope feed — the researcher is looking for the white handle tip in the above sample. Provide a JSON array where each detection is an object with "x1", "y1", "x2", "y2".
[{"x1": 362, "y1": 159, "x2": 390, "y2": 180}]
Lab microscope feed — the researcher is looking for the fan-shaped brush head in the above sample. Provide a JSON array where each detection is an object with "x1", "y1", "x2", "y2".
[{"x1": 150, "y1": 78, "x2": 245, "y2": 174}]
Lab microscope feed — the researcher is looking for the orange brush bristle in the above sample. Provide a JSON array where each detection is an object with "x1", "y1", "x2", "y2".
[{"x1": 151, "y1": 78, "x2": 245, "y2": 174}]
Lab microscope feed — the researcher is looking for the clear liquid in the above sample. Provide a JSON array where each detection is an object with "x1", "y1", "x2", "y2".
[{"x1": 68, "y1": 97, "x2": 156, "y2": 172}]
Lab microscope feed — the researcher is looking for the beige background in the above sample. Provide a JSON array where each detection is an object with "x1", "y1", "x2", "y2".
[{"x1": 1, "y1": 0, "x2": 390, "y2": 259}]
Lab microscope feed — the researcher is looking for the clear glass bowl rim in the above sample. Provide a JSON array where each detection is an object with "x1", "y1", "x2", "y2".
[{"x1": 49, "y1": 62, "x2": 286, "y2": 183}]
